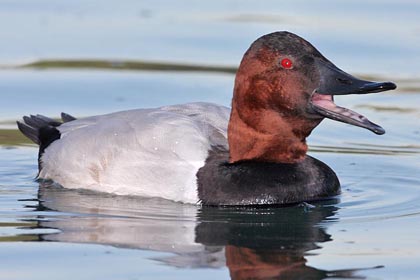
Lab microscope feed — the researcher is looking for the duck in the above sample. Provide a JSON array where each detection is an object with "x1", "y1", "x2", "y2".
[{"x1": 17, "y1": 31, "x2": 396, "y2": 206}]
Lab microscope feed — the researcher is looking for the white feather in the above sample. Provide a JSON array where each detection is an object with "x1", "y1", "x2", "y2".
[{"x1": 39, "y1": 102, "x2": 230, "y2": 203}]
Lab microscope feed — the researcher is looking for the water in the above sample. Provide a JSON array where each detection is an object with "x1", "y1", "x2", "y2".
[{"x1": 1, "y1": 1, "x2": 420, "y2": 279}]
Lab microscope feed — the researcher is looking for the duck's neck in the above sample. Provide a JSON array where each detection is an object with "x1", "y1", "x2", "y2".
[{"x1": 228, "y1": 106, "x2": 304, "y2": 163}]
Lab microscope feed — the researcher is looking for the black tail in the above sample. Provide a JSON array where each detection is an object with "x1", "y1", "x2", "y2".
[
  {"x1": 17, "y1": 113, "x2": 77, "y2": 170},
  {"x1": 61, "y1": 112, "x2": 77, "y2": 123}
]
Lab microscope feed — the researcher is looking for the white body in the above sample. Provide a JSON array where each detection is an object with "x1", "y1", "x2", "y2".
[{"x1": 39, "y1": 102, "x2": 230, "y2": 204}]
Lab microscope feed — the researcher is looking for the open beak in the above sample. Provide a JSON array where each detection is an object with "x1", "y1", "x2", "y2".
[{"x1": 310, "y1": 60, "x2": 397, "y2": 135}]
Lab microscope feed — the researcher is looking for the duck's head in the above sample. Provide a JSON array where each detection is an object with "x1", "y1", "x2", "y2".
[{"x1": 228, "y1": 31, "x2": 396, "y2": 164}]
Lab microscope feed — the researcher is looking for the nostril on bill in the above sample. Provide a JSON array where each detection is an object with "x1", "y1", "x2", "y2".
[{"x1": 336, "y1": 78, "x2": 353, "y2": 85}]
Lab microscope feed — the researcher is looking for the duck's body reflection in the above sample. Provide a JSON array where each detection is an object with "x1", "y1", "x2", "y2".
[{"x1": 37, "y1": 182, "x2": 376, "y2": 279}]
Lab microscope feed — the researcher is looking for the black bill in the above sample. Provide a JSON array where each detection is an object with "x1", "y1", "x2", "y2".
[{"x1": 310, "y1": 60, "x2": 397, "y2": 135}]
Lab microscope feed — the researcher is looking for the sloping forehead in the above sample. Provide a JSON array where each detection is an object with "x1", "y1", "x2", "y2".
[{"x1": 256, "y1": 31, "x2": 325, "y2": 59}]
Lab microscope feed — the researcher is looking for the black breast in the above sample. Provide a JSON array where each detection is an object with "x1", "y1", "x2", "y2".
[{"x1": 197, "y1": 148, "x2": 340, "y2": 206}]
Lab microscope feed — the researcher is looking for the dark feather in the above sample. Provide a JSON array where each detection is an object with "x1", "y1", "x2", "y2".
[
  {"x1": 35, "y1": 114, "x2": 61, "y2": 127},
  {"x1": 16, "y1": 121, "x2": 40, "y2": 145},
  {"x1": 17, "y1": 114, "x2": 63, "y2": 171},
  {"x1": 61, "y1": 112, "x2": 77, "y2": 123}
]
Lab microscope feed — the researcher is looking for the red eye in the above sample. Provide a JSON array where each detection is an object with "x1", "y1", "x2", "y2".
[{"x1": 281, "y1": 58, "x2": 293, "y2": 69}]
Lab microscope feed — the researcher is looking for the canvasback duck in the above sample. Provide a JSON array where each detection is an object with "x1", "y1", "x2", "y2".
[{"x1": 17, "y1": 31, "x2": 396, "y2": 206}]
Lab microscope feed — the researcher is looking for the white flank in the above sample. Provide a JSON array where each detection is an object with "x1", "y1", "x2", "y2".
[{"x1": 39, "y1": 102, "x2": 230, "y2": 204}]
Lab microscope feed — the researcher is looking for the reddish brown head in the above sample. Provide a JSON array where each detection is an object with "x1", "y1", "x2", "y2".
[{"x1": 228, "y1": 31, "x2": 396, "y2": 164}]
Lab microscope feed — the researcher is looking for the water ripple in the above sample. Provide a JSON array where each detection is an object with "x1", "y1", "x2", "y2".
[{"x1": 338, "y1": 174, "x2": 420, "y2": 222}]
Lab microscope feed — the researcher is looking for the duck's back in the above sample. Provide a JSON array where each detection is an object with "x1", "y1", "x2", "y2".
[{"x1": 39, "y1": 102, "x2": 230, "y2": 203}]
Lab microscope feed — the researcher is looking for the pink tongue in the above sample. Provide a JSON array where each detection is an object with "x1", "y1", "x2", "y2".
[{"x1": 311, "y1": 93, "x2": 336, "y2": 110}]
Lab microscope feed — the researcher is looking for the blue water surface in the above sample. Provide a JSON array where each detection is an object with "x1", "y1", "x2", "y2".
[{"x1": 0, "y1": 1, "x2": 420, "y2": 279}]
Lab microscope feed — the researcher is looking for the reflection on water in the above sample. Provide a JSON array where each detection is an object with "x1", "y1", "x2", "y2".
[
  {"x1": 8, "y1": 58, "x2": 420, "y2": 94},
  {"x1": 34, "y1": 183, "x2": 378, "y2": 279},
  {"x1": 21, "y1": 59, "x2": 237, "y2": 74}
]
